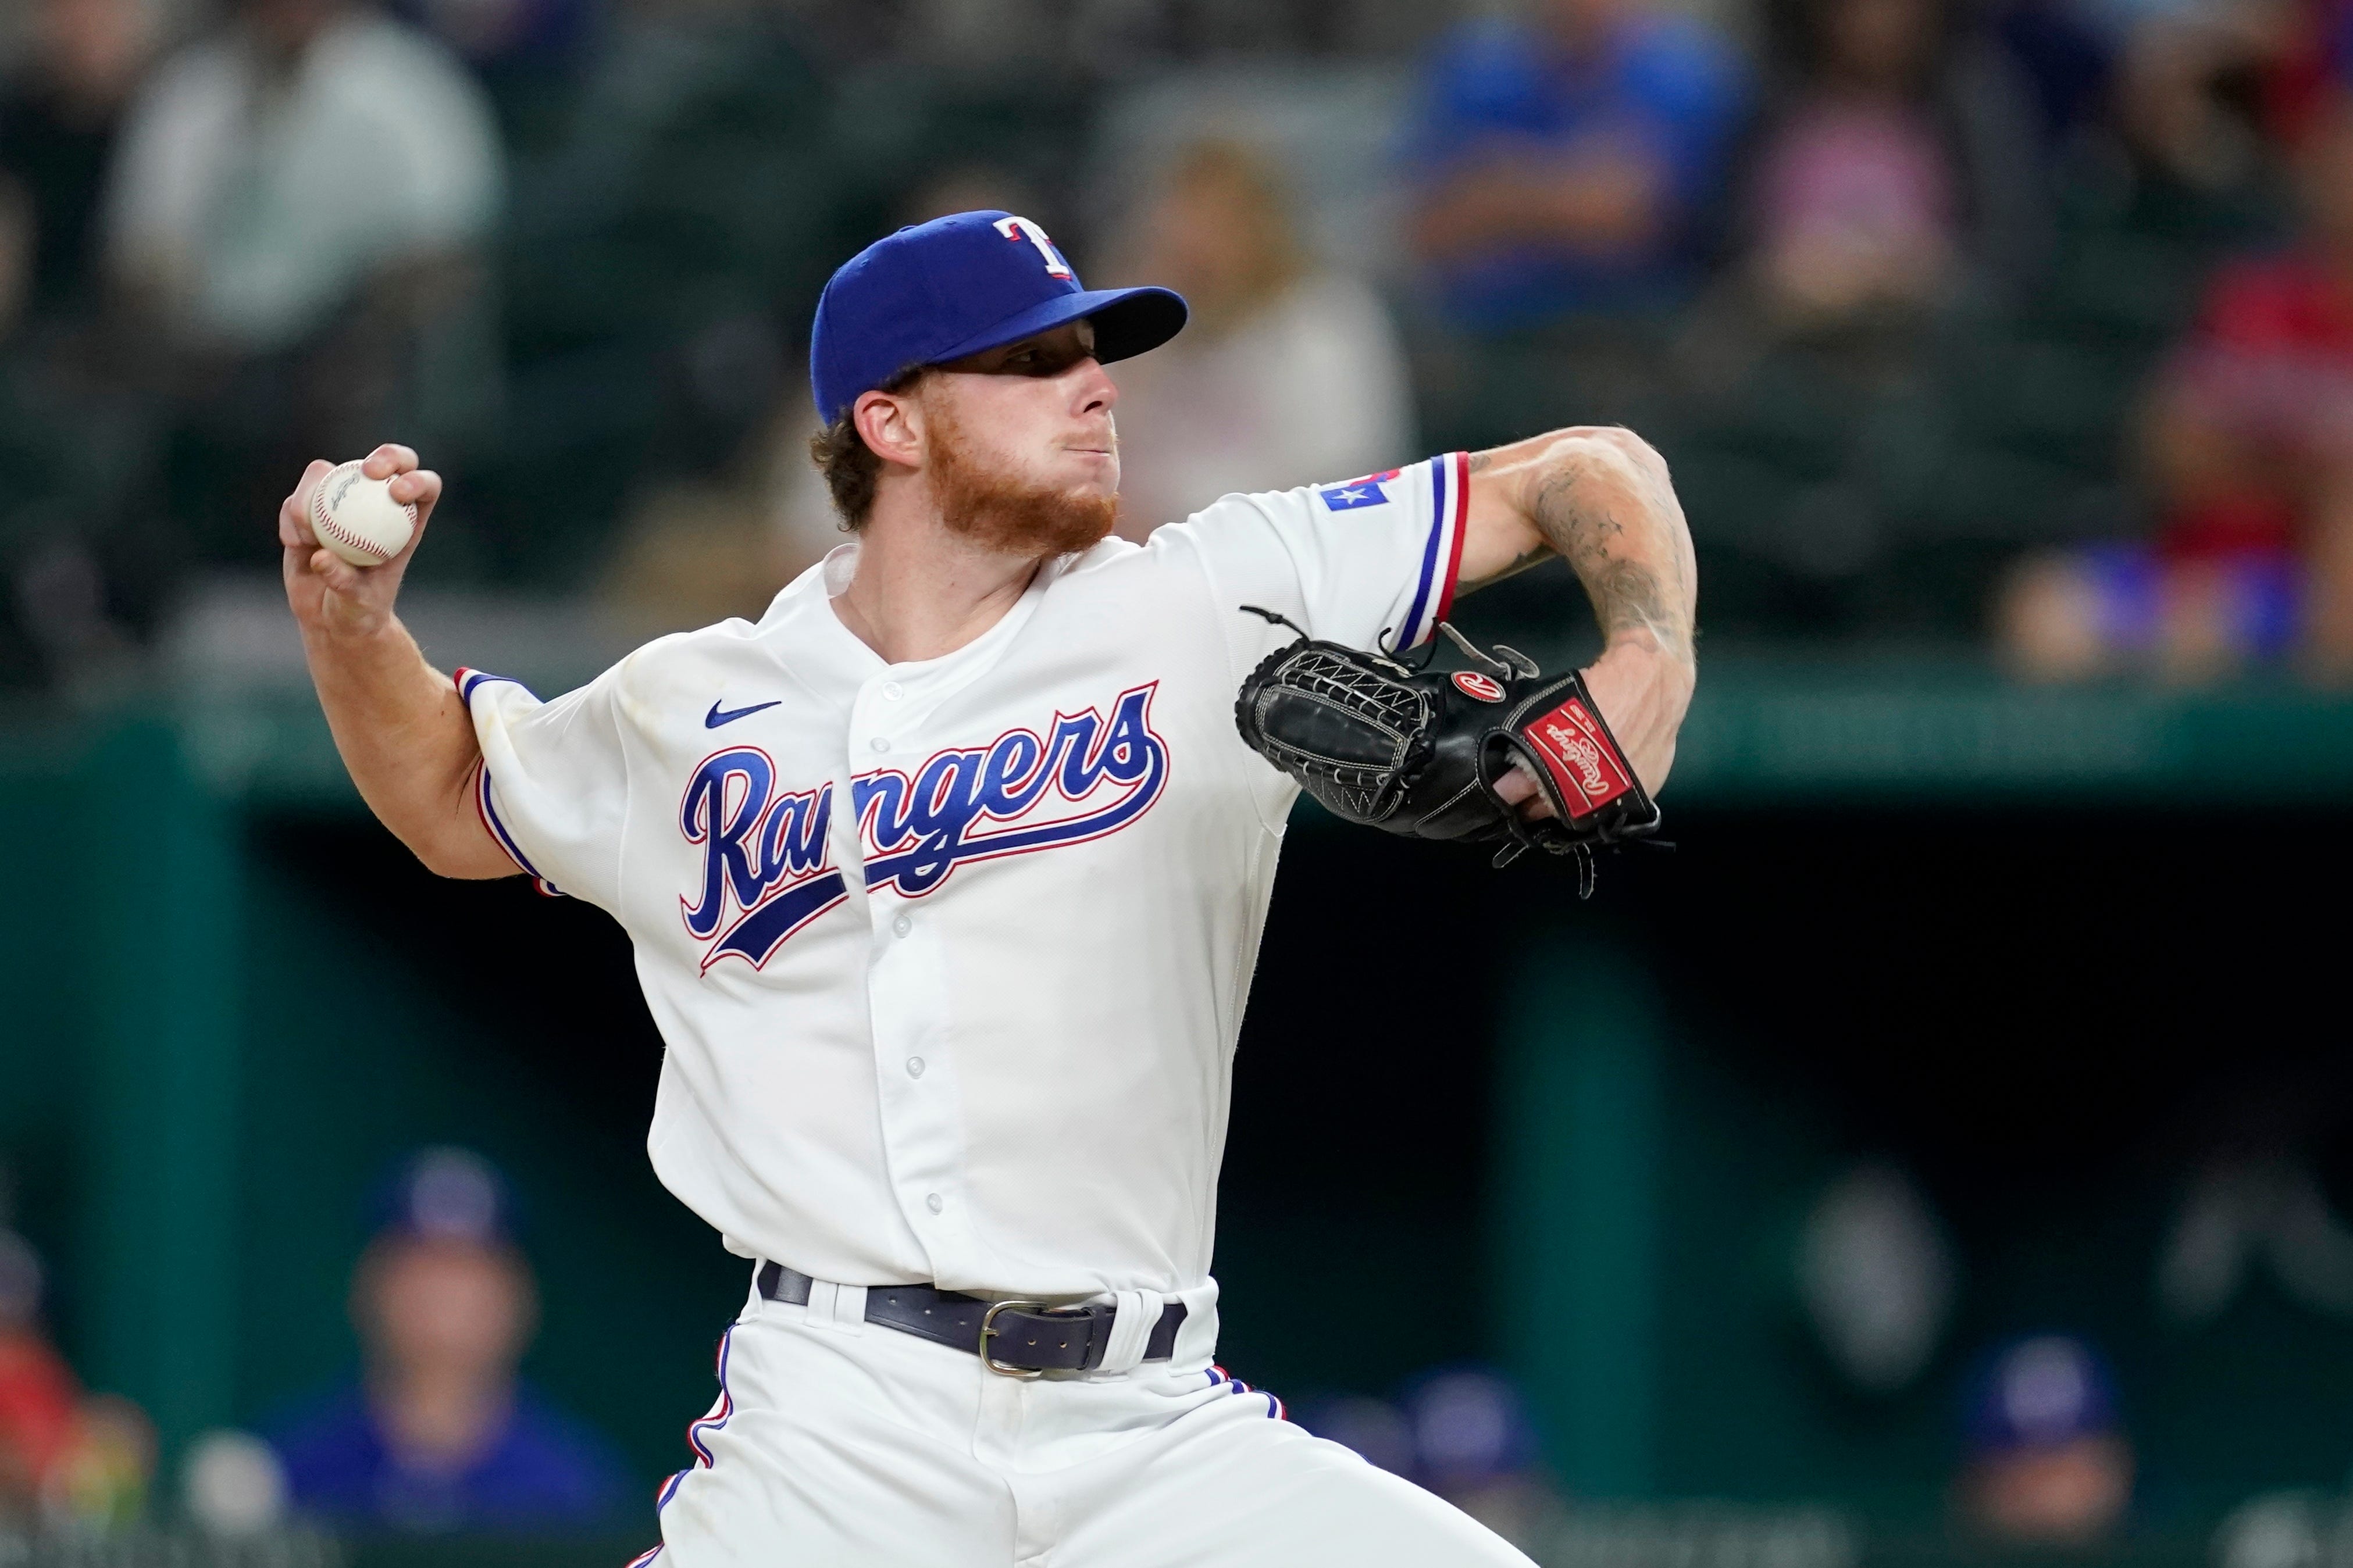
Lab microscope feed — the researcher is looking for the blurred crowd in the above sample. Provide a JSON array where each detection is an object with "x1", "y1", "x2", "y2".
[
  {"x1": 2, "y1": 0, "x2": 2352, "y2": 687},
  {"x1": 1297, "y1": 1336, "x2": 2138, "y2": 1559},
  {"x1": 0, "y1": 1142, "x2": 2345, "y2": 1549},
  {"x1": 1, "y1": 1148, "x2": 629, "y2": 1540}
]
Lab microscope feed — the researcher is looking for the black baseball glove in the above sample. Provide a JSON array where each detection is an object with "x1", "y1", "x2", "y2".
[{"x1": 1232, "y1": 607, "x2": 1662, "y2": 890}]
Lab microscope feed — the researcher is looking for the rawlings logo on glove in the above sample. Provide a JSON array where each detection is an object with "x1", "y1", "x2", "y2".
[{"x1": 1231, "y1": 608, "x2": 1661, "y2": 891}]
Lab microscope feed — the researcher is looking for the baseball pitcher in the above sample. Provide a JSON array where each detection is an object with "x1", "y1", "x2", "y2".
[{"x1": 279, "y1": 210, "x2": 1698, "y2": 1566}]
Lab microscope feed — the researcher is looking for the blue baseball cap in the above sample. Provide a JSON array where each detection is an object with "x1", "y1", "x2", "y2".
[
  {"x1": 1964, "y1": 1335, "x2": 2120, "y2": 1456},
  {"x1": 810, "y1": 210, "x2": 1188, "y2": 425},
  {"x1": 367, "y1": 1146, "x2": 519, "y2": 1248}
]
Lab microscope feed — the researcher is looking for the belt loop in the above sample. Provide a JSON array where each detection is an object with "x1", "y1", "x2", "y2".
[
  {"x1": 1093, "y1": 1290, "x2": 1157, "y2": 1374},
  {"x1": 1172, "y1": 1279, "x2": 1221, "y2": 1365},
  {"x1": 802, "y1": 1279, "x2": 868, "y2": 1335}
]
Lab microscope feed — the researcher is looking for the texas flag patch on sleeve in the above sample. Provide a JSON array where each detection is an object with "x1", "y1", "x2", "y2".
[{"x1": 1318, "y1": 469, "x2": 1402, "y2": 511}]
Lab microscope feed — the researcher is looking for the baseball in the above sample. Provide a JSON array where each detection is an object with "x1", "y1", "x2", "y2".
[{"x1": 308, "y1": 460, "x2": 418, "y2": 567}]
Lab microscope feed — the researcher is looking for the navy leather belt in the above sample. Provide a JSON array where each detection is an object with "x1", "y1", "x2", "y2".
[{"x1": 757, "y1": 1261, "x2": 1186, "y2": 1377}]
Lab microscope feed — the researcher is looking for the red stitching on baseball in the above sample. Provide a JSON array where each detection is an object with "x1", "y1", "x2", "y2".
[{"x1": 309, "y1": 467, "x2": 410, "y2": 564}]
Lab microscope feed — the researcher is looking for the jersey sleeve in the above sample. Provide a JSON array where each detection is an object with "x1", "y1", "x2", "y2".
[
  {"x1": 1162, "y1": 452, "x2": 1471, "y2": 653},
  {"x1": 455, "y1": 663, "x2": 632, "y2": 911}
]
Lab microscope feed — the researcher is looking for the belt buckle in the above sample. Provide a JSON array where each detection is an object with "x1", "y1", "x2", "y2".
[{"x1": 979, "y1": 1299, "x2": 1050, "y2": 1379}]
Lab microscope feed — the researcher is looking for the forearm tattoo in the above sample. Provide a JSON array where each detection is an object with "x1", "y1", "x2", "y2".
[
  {"x1": 1525, "y1": 454, "x2": 1691, "y2": 662},
  {"x1": 1457, "y1": 452, "x2": 1553, "y2": 594}
]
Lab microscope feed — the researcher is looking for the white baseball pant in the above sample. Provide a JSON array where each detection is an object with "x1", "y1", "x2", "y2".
[{"x1": 632, "y1": 1272, "x2": 1535, "y2": 1567}]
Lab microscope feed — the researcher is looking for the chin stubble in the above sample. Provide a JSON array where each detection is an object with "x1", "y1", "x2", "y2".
[{"x1": 928, "y1": 414, "x2": 1120, "y2": 558}]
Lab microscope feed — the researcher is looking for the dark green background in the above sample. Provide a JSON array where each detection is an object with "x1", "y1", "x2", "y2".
[{"x1": 6, "y1": 670, "x2": 2352, "y2": 1535}]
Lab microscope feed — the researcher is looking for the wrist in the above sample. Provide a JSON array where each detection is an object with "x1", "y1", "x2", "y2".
[
  {"x1": 1603, "y1": 626, "x2": 1695, "y2": 672},
  {"x1": 302, "y1": 592, "x2": 402, "y2": 645},
  {"x1": 301, "y1": 607, "x2": 419, "y2": 685}
]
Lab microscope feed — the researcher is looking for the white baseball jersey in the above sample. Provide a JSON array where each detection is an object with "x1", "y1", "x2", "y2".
[{"x1": 457, "y1": 453, "x2": 1470, "y2": 1301}]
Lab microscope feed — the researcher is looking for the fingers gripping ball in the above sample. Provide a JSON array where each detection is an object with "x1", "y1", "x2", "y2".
[{"x1": 308, "y1": 461, "x2": 418, "y2": 567}]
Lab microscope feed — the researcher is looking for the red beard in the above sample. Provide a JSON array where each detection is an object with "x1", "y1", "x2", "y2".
[{"x1": 927, "y1": 413, "x2": 1119, "y2": 558}]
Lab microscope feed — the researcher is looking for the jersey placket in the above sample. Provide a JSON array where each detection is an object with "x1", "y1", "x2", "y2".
[{"x1": 851, "y1": 669, "x2": 984, "y2": 1286}]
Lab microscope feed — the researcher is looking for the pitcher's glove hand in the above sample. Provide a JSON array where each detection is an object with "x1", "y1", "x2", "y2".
[{"x1": 1232, "y1": 607, "x2": 1661, "y2": 888}]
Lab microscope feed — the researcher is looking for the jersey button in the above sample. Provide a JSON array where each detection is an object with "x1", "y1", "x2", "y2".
[
  {"x1": 870, "y1": 737, "x2": 890, "y2": 752},
  {"x1": 925, "y1": 1193, "x2": 943, "y2": 1214},
  {"x1": 881, "y1": 681, "x2": 904, "y2": 701},
  {"x1": 905, "y1": 1056, "x2": 926, "y2": 1078},
  {"x1": 891, "y1": 914, "x2": 912, "y2": 937}
]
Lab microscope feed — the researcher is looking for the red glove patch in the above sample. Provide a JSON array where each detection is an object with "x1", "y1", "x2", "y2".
[{"x1": 1523, "y1": 695, "x2": 1637, "y2": 820}]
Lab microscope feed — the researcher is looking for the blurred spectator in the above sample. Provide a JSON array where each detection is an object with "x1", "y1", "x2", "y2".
[
  {"x1": 2158, "y1": 1154, "x2": 2353, "y2": 1323},
  {"x1": 181, "y1": 1429, "x2": 291, "y2": 1536},
  {"x1": 2109, "y1": 0, "x2": 2300, "y2": 192},
  {"x1": 1795, "y1": 1162, "x2": 1956, "y2": 1395},
  {"x1": 594, "y1": 171, "x2": 1021, "y2": 636},
  {"x1": 391, "y1": 0, "x2": 593, "y2": 148},
  {"x1": 481, "y1": 0, "x2": 839, "y2": 584},
  {"x1": 0, "y1": 1228, "x2": 75, "y2": 1519},
  {"x1": 1955, "y1": 1334, "x2": 2134, "y2": 1544},
  {"x1": 47, "y1": 1396, "x2": 153, "y2": 1530},
  {"x1": 1299, "y1": 1371, "x2": 1559, "y2": 1551},
  {"x1": 1738, "y1": 0, "x2": 2049, "y2": 330},
  {"x1": 106, "y1": 0, "x2": 501, "y2": 356},
  {"x1": 2001, "y1": 90, "x2": 2353, "y2": 680},
  {"x1": 0, "y1": 1227, "x2": 155, "y2": 1530},
  {"x1": 0, "y1": 0, "x2": 163, "y2": 327},
  {"x1": 104, "y1": 0, "x2": 504, "y2": 562},
  {"x1": 1103, "y1": 139, "x2": 1413, "y2": 538},
  {"x1": 269, "y1": 1148, "x2": 630, "y2": 1534},
  {"x1": 0, "y1": 0, "x2": 163, "y2": 692},
  {"x1": 1400, "y1": 1369, "x2": 1560, "y2": 1553},
  {"x1": 1404, "y1": 0, "x2": 1748, "y2": 328}
]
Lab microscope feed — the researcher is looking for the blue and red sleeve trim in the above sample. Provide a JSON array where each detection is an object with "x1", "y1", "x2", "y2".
[
  {"x1": 452, "y1": 667, "x2": 565, "y2": 899},
  {"x1": 1398, "y1": 451, "x2": 1471, "y2": 649}
]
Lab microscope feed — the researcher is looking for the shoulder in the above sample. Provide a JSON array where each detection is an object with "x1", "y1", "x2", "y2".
[
  {"x1": 326, "y1": 15, "x2": 477, "y2": 84},
  {"x1": 1154, "y1": 481, "x2": 1319, "y2": 542},
  {"x1": 1157, "y1": 461, "x2": 1432, "y2": 545},
  {"x1": 322, "y1": 17, "x2": 498, "y2": 136}
]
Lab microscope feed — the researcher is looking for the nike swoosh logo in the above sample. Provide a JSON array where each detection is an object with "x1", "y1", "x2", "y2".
[{"x1": 705, "y1": 698, "x2": 782, "y2": 728}]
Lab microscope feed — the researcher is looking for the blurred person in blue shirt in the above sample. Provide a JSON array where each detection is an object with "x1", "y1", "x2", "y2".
[
  {"x1": 1405, "y1": 0, "x2": 1749, "y2": 328},
  {"x1": 269, "y1": 1148, "x2": 631, "y2": 1534},
  {"x1": 1956, "y1": 1334, "x2": 2133, "y2": 1544}
]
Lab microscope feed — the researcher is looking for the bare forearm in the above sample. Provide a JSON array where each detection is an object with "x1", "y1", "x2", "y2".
[
  {"x1": 1466, "y1": 428, "x2": 1698, "y2": 661},
  {"x1": 278, "y1": 447, "x2": 512, "y2": 880},
  {"x1": 301, "y1": 617, "x2": 501, "y2": 874},
  {"x1": 1524, "y1": 433, "x2": 1695, "y2": 663},
  {"x1": 1459, "y1": 427, "x2": 1698, "y2": 793}
]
